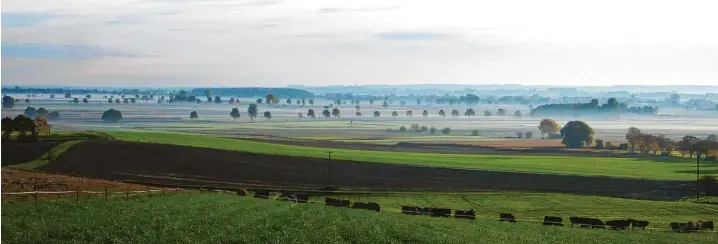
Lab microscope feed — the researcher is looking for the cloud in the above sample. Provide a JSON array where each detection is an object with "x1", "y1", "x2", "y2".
[
  {"x1": 1, "y1": 43, "x2": 140, "y2": 60},
  {"x1": 1, "y1": 12, "x2": 56, "y2": 27},
  {"x1": 376, "y1": 32, "x2": 447, "y2": 41},
  {"x1": 317, "y1": 6, "x2": 400, "y2": 13}
]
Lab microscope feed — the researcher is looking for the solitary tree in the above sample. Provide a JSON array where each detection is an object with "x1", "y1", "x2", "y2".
[
  {"x1": 101, "y1": 109, "x2": 123, "y2": 122},
  {"x1": 497, "y1": 108, "x2": 506, "y2": 116},
  {"x1": 256, "y1": 98, "x2": 263, "y2": 104},
  {"x1": 130, "y1": 98, "x2": 136, "y2": 104},
  {"x1": 108, "y1": 98, "x2": 114, "y2": 103},
  {"x1": 248, "y1": 104, "x2": 259, "y2": 122},
  {"x1": 266, "y1": 94, "x2": 277, "y2": 105},
  {"x1": 64, "y1": 92, "x2": 71, "y2": 98},
  {"x1": 297, "y1": 112, "x2": 303, "y2": 119},
  {"x1": 355, "y1": 105, "x2": 360, "y2": 111},
  {"x1": 83, "y1": 98, "x2": 89, "y2": 104},
  {"x1": 560, "y1": 121, "x2": 594, "y2": 148},
  {"x1": 307, "y1": 109, "x2": 316, "y2": 118},
  {"x1": 484, "y1": 110, "x2": 492, "y2": 117},
  {"x1": 464, "y1": 108, "x2": 475, "y2": 117},
  {"x1": 679, "y1": 135, "x2": 700, "y2": 158},
  {"x1": 539, "y1": 118, "x2": 560, "y2": 138},
  {"x1": 25, "y1": 98, "x2": 30, "y2": 103},
  {"x1": 190, "y1": 111, "x2": 198, "y2": 119},
  {"x1": 287, "y1": 98, "x2": 292, "y2": 105},
  {"x1": 309, "y1": 99, "x2": 314, "y2": 105},
  {"x1": 383, "y1": 101, "x2": 389, "y2": 108},
  {"x1": 430, "y1": 127, "x2": 437, "y2": 134},
  {"x1": 214, "y1": 96, "x2": 222, "y2": 104},
  {"x1": 115, "y1": 98, "x2": 121, "y2": 104},
  {"x1": 230, "y1": 108, "x2": 241, "y2": 120},
  {"x1": 625, "y1": 127, "x2": 643, "y2": 152},
  {"x1": 73, "y1": 98, "x2": 80, "y2": 104},
  {"x1": 356, "y1": 111, "x2": 362, "y2": 116},
  {"x1": 263, "y1": 111, "x2": 272, "y2": 119},
  {"x1": 374, "y1": 111, "x2": 380, "y2": 117},
  {"x1": 438, "y1": 109, "x2": 446, "y2": 117},
  {"x1": 406, "y1": 110, "x2": 413, "y2": 117},
  {"x1": 229, "y1": 97, "x2": 236, "y2": 104},
  {"x1": 85, "y1": 94, "x2": 92, "y2": 99},
  {"x1": 24, "y1": 107, "x2": 37, "y2": 117},
  {"x1": 422, "y1": 110, "x2": 428, "y2": 117},
  {"x1": 48, "y1": 111, "x2": 60, "y2": 121},
  {"x1": 451, "y1": 109, "x2": 459, "y2": 117},
  {"x1": 322, "y1": 109, "x2": 331, "y2": 118},
  {"x1": 441, "y1": 127, "x2": 452, "y2": 134},
  {"x1": 392, "y1": 111, "x2": 399, "y2": 117},
  {"x1": 2, "y1": 96, "x2": 15, "y2": 108},
  {"x1": 370, "y1": 100, "x2": 374, "y2": 105},
  {"x1": 514, "y1": 110, "x2": 522, "y2": 117},
  {"x1": 50, "y1": 94, "x2": 55, "y2": 99},
  {"x1": 36, "y1": 108, "x2": 49, "y2": 118},
  {"x1": 332, "y1": 108, "x2": 340, "y2": 118}
]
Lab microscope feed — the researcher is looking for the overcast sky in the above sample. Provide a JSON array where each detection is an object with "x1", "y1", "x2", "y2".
[{"x1": 2, "y1": 0, "x2": 718, "y2": 87}]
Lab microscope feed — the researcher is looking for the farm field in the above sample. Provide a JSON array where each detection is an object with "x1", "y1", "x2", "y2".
[
  {"x1": 3, "y1": 193, "x2": 717, "y2": 244},
  {"x1": 104, "y1": 131, "x2": 714, "y2": 181}
]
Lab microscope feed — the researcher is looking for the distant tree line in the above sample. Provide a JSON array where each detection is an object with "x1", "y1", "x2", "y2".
[
  {"x1": 530, "y1": 98, "x2": 657, "y2": 116},
  {"x1": 190, "y1": 88, "x2": 313, "y2": 98}
]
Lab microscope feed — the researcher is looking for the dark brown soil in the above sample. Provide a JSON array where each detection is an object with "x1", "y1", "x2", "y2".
[
  {"x1": 39, "y1": 140, "x2": 695, "y2": 200},
  {"x1": 1, "y1": 141, "x2": 59, "y2": 166}
]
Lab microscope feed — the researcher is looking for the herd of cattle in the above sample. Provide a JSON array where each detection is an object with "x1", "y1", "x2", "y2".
[{"x1": 237, "y1": 190, "x2": 715, "y2": 233}]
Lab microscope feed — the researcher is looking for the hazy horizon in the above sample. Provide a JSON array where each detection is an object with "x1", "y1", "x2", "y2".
[{"x1": 3, "y1": 0, "x2": 718, "y2": 87}]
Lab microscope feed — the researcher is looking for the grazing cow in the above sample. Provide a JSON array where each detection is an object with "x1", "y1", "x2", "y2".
[
  {"x1": 430, "y1": 208, "x2": 452, "y2": 217},
  {"x1": 605, "y1": 219, "x2": 630, "y2": 230},
  {"x1": 253, "y1": 190, "x2": 270, "y2": 199},
  {"x1": 418, "y1": 207, "x2": 433, "y2": 215},
  {"x1": 569, "y1": 217, "x2": 604, "y2": 228},
  {"x1": 454, "y1": 209, "x2": 476, "y2": 220},
  {"x1": 543, "y1": 216, "x2": 563, "y2": 226},
  {"x1": 325, "y1": 197, "x2": 351, "y2": 207},
  {"x1": 627, "y1": 219, "x2": 649, "y2": 230},
  {"x1": 236, "y1": 189, "x2": 248, "y2": 196},
  {"x1": 401, "y1": 206, "x2": 419, "y2": 215},
  {"x1": 352, "y1": 201, "x2": 380, "y2": 212},
  {"x1": 700, "y1": 221, "x2": 714, "y2": 230},
  {"x1": 670, "y1": 222, "x2": 692, "y2": 233},
  {"x1": 499, "y1": 213, "x2": 517, "y2": 223}
]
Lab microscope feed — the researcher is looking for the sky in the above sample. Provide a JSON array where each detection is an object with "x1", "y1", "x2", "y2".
[{"x1": 2, "y1": 0, "x2": 718, "y2": 87}]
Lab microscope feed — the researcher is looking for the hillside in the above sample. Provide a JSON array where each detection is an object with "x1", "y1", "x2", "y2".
[{"x1": 3, "y1": 193, "x2": 717, "y2": 244}]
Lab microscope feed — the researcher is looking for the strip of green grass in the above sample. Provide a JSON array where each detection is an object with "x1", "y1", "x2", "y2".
[
  {"x1": 8, "y1": 140, "x2": 83, "y2": 170},
  {"x1": 106, "y1": 131, "x2": 714, "y2": 181},
  {"x1": 3, "y1": 193, "x2": 716, "y2": 244}
]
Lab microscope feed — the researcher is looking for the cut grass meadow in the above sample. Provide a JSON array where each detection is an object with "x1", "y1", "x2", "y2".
[
  {"x1": 107, "y1": 131, "x2": 714, "y2": 181},
  {"x1": 3, "y1": 193, "x2": 717, "y2": 244}
]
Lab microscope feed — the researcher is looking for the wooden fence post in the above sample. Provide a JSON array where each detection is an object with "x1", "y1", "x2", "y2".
[
  {"x1": 126, "y1": 186, "x2": 130, "y2": 199},
  {"x1": 33, "y1": 183, "x2": 38, "y2": 203},
  {"x1": 76, "y1": 186, "x2": 80, "y2": 202},
  {"x1": 104, "y1": 186, "x2": 108, "y2": 200}
]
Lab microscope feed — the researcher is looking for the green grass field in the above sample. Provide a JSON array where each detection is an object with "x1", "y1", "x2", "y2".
[
  {"x1": 3, "y1": 193, "x2": 716, "y2": 244},
  {"x1": 106, "y1": 131, "x2": 715, "y2": 181}
]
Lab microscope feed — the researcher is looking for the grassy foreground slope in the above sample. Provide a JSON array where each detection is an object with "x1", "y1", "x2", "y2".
[
  {"x1": 107, "y1": 131, "x2": 713, "y2": 181},
  {"x1": 3, "y1": 193, "x2": 717, "y2": 244}
]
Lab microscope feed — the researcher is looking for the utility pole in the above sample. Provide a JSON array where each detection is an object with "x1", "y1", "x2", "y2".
[{"x1": 327, "y1": 151, "x2": 333, "y2": 187}]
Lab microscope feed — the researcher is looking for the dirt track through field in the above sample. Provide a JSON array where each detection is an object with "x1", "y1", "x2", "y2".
[{"x1": 41, "y1": 140, "x2": 695, "y2": 200}]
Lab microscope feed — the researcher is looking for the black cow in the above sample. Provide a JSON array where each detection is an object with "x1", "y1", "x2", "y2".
[
  {"x1": 253, "y1": 190, "x2": 270, "y2": 199},
  {"x1": 670, "y1": 222, "x2": 691, "y2": 232},
  {"x1": 543, "y1": 216, "x2": 563, "y2": 226},
  {"x1": 325, "y1": 197, "x2": 351, "y2": 207},
  {"x1": 605, "y1": 219, "x2": 630, "y2": 230},
  {"x1": 454, "y1": 209, "x2": 476, "y2": 220},
  {"x1": 569, "y1": 217, "x2": 604, "y2": 229},
  {"x1": 499, "y1": 213, "x2": 517, "y2": 223},
  {"x1": 701, "y1": 221, "x2": 714, "y2": 230},
  {"x1": 236, "y1": 189, "x2": 248, "y2": 196},
  {"x1": 430, "y1": 208, "x2": 452, "y2": 217},
  {"x1": 418, "y1": 207, "x2": 433, "y2": 215},
  {"x1": 352, "y1": 202, "x2": 381, "y2": 212},
  {"x1": 401, "y1": 206, "x2": 419, "y2": 215},
  {"x1": 627, "y1": 219, "x2": 649, "y2": 230}
]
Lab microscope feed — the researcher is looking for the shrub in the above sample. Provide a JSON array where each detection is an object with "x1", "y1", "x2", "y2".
[
  {"x1": 398, "y1": 126, "x2": 407, "y2": 132},
  {"x1": 101, "y1": 109, "x2": 123, "y2": 122},
  {"x1": 441, "y1": 127, "x2": 451, "y2": 134},
  {"x1": 594, "y1": 139, "x2": 604, "y2": 149},
  {"x1": 419, "y1": 126, "x2": 429, "y2": 132},
  {"x1": 516, "y1": 132, "x2": 524, "y2": 138},
  {"x1": 524, "y1": 132, "x2": 533, "y2": 139},
  {"x1": 471, "y1": 130, "x2": 480, "y2": 136},
  {"x1": 618, "y1": 143, "x2": 629, "y2": 151},
  {"x1": 429, "y1": 127, "x2": 437, "y2": 134}
]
